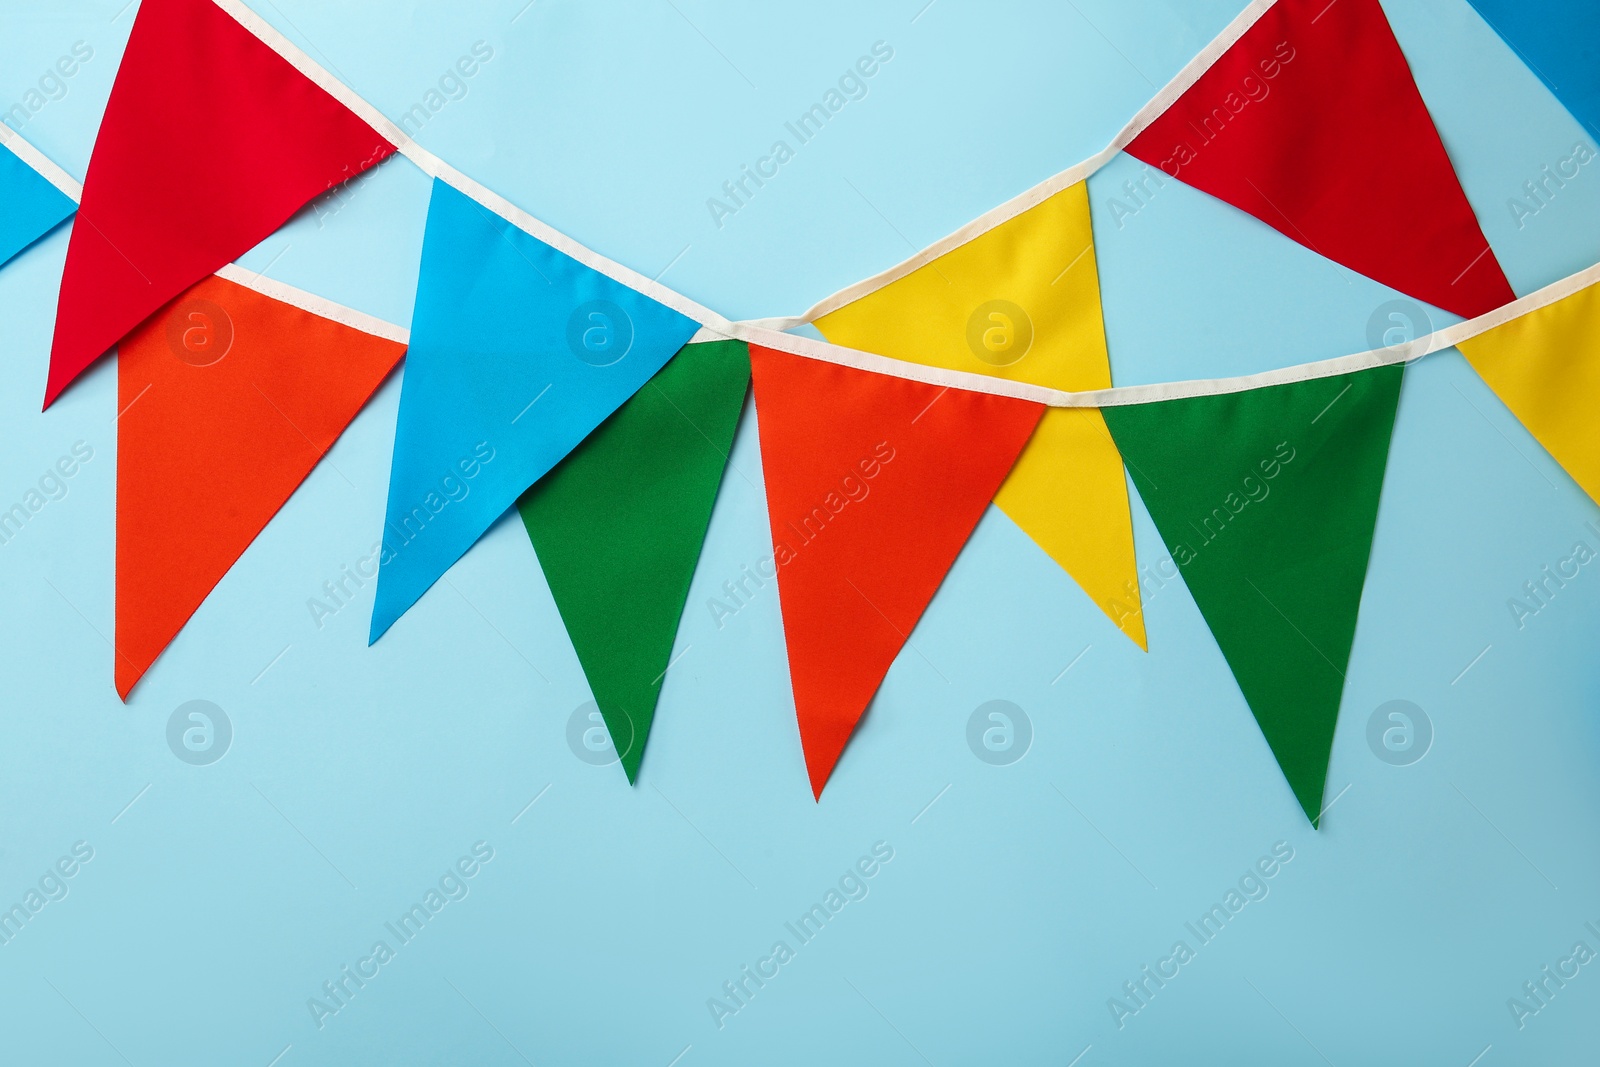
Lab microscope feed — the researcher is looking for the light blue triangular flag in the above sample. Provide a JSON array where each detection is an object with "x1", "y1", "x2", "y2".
[
  {"x1": 369, "y1": 178, "x2": 699, "y2": 642},
  {"x1": 0, "y1": 141, "x2": 76, "y2": 269}
]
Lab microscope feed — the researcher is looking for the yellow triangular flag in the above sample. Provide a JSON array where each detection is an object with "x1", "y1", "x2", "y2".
[
  {"x1": 1458, "y1": 280, "x2": 1600, "y2": 503},
  {"x1": 815, "y1": 181, "x2": 1146, "y2": 648}
]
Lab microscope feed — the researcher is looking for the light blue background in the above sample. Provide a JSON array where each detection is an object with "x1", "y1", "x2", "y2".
[{"x1": 2, "y1": 1, "x2": 1599, "y2": 1064}]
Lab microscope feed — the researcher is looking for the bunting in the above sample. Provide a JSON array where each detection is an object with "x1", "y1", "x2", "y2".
[
  {"x1": 1103, "y1": 366, "x2": 1404, "y2": 824},
  {"x1": 368, "y1": 178, "x2": 700, "y2": 642},
  {"x1": 0, "y1": 142, "x2": 75, "y2": 270},
  {"x1": 517, "y1": 340, "x2": 751, "y2": 782},
  {"x1": 1125, "y1": 0, "x2": 1513, "y2": 320},
  {"x1": 1458, "y1": 279, "x2": 1600, "y2": 503},
  {"x1": 813, "y1": 181, "x2": 1148, "y2": 649},
  {"x1": 1, "y1": 0, "x2": 1595, "y2": 814},
  {"x1": 748, "y1": 345, "x2": 1043, "y2": 797},
  {"x1": 115, "y1": 273, "x2": 405, "y2": 698},
  {"x1": 46, "y1": 0, "x2": 396, "y2": 407}
]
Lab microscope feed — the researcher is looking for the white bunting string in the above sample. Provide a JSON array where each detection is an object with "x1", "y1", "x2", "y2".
[{"x1": 12, "y1": 0, "x2": 1591, "y2": 407}]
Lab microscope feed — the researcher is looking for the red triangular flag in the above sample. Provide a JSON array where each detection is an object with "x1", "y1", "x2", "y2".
[
  {"x1": 46, "y1": 0, "x2": 395, "y2": 407},
  {"x1": 748, "y1": 346, "x2": 1043, "y2": 797},
  {"x1": 1125, "y1": 0, "x2": 1512, "y2": 319},
  {"x1": 115, "y1": 274, "x2": 404, "y2": 698}
]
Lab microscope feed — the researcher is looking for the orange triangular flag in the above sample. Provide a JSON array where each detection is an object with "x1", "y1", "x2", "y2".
[
  {"x1": 748, "y1": 346, "x2": 1043, "y2": 796},
  {"x1": 115, "y1": 274, "x2": 404, "y2": 698}
]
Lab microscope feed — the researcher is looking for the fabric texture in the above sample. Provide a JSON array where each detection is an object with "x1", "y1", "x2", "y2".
[
  {"x1": 0, "y1": 144, "x2": 75, "y2": 270},
  {"x1": 748, "y1": 344, "x2": 1043, "y2": 797},
  {"x1": 116, "y1": 273, "x2": 405, "y2": 698},
  {"x1": 46, "y1": 0, "x2": 396, "y2": 407},
  {"x1": 517, "y1": 340, "x2": 751, "y2": 783},
  {"x1": 814, "y1": 181, "x2": 1146, "y2": 649},
  {"x1": 1458, "y1": 279, "x2": 1600, "y2": 503},
  {"x1": 369, "y1": 178, "x2": 700, "y2": 643},
  {"x1": 1103, "y1": 366, "x2": 1404, "y2": 825},
  {"x1": 1466, "y1": 0, "x2": 1600, "y2": 145},
  {"x1": 1125, "y1": 0, "x2": 1513, "y2": 320}
]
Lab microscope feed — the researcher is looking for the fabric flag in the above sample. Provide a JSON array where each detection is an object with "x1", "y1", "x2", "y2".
[
  {"x1": 0, "y1": 142, "x2": 75, "y2": 270},
  {"x1": 1125, "y1": 0, "x2": 1512, "y2": 320},
  {"x1": 46, "y1": 0, "x2": 396, "y2": 407},
  {"x1": 814, "y1": 181, "x2": 1147, "y2": 649},
  {"x1": 369, "y1": 179, "x2": 700, "y2": 642},
  {"x1": 517, "y1": 340, "x2": 750, "y2": 782},
  {"x1": 116, "y1": 274, "x2": 404, "y2": 698},
  {"x1": 1466, "y1": 0, "x2": 1600, "y2": 145},
  {"x1": 748, "y1": 345, "x2": 1043, "y2": 797},
  {"x1": 1103, "y1": 366, "x2": 1404, "y2": 825},
  {"x1": 1458, "y1": 279, "x2": 1600, "y2": 503}
]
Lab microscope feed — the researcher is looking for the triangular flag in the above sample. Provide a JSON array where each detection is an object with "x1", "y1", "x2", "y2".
[
  {"x1": 1125, "y1": 0, "x2": 1513, "y2": 320},
  {"x1": 47, "y1": 0, "x2": 396, "y2": 407},
  {"x1": 815, "y1": 181, "x2": 1147, "y2": 649},
  {"x1": 1102, "y1": 366, "x2": 1404, "y2": 825},
  {"x1": 369, "y1": 179, "x2": 700, "y2": 642},
  {"x1": 748, "y1": 345, "x2": 1044, "y2": 797},
  {"x1": 0, "y1": 142, "x2": 75, "y2": 270},
  {"x1": 1466, "y1": 0, "x2": 1600, "y2": 144},
  {"x1": 116, "y1": 273, "x2": 404, "y2": 698},
  {"x1": 517, "y1": 340, "x2": 750, "y2": 782},
  {"x1": 1458, "y1": 279, "x2": 1600, "y2": 502}
]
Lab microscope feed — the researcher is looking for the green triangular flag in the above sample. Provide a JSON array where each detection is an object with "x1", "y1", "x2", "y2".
[
  {"x1": 1102, "y1": 366, "x2": 1404, "y2": 825},
  {"x1": 518, "y1": 339, "x2": 750, "y2": 782}
]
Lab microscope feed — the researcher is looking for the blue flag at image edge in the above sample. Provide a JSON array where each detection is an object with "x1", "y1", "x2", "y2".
[
  {"x1": 0, "y1": 143, "x2": 76, "y2": 269},
  {"x1": 1467, "y1": 0, "x2": 1600, "y2": 144},
  {"x1": 369, "y1": 178, "x2": 700, "y2": 642}
]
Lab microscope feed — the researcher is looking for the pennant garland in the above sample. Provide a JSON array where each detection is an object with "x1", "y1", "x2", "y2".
[
  {"x1": 517, "y1": 340, "x2": 751, "y2": 782},
  {"x1": 814, "y1": 181, "x2": 1149, "y2": 650},
  {"x1": 1103, "y1": 367, "x2": 1405, "y2": 824},
  {"x1": 1466, "y1": 0, "x2": 1600, "y2": 145},
  {"x1": 1458, "y1": 279, "x2": 1600, "y2": 504},
  {"x1": 369, "y1": 178, "x2": 700, "y2": 642},
  {"x1": 6, "y1": 0, "x2": 1598, "y2": 816},
  {"x1": 116, "y1": 273, "x2": 405, "y2": 698},
  {"x1": 1125, "y1": 0, "x2": 1513, "y2": 320},
  {"x1": 46, "y1": 0, "x2": 396, "y2": 407},
  {"x1": 0, "y1": 141, "x2": 75, "y2": 270},
  {"x1": 748, "y1": 345, "x2": 1044, "y2": 797}
]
